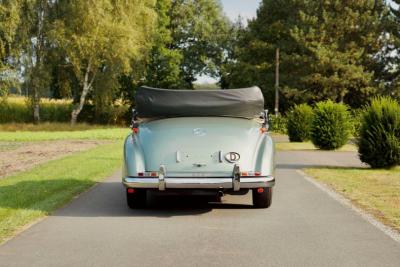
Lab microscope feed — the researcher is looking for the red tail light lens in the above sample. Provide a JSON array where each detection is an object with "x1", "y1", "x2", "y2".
[
  {"x1": 137, "y1": 172, "x2": 158, "y2": 177},
  {"x1": 241, "y1": 171, "x2": 262, "y2": 177},
  {"x1": 132, "y1": 127, "x2": 139, "y2": 134}
]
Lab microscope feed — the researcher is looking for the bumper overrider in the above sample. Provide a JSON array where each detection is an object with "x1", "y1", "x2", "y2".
[{"x1": 123, "y1": 165, "x2": 275, "y2": 191}]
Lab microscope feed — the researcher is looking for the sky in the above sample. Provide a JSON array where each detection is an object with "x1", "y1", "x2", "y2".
[
  {"x1": 220, "y1": 0, "x2": 261, "y2": 22},
  {"x1": 196, "y1": 0, "x2": 262, "y2": 84}
]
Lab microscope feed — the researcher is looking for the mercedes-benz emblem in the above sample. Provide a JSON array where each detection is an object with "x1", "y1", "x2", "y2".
[
  {"x1": 225, "y1": 152, "x2": 240, "y2": 163},
  {"x1": 193, "y1": 128, "x2": 207, "y2": 136}
]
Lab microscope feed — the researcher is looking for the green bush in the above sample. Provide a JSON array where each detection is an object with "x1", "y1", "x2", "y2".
[
  {"x1": 311, "y1": 100, "x2": 352, "y2": 150},
  {"x1": 287, "y1": 104, "x2": 314, "y2": 142},
  {"x1": 357, "y1": 97, "x2": 400, "y2": 168},
  {"x1": 268, "y1": 114, "x2": 287, "y2": 134},
  {"x1": 350, "y1": 109, "x2": 363, "y2": 137}
]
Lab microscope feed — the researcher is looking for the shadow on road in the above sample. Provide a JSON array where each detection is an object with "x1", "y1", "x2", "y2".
[
  {"x1": 38, "y1": 181, "x2": 255, "y2": 218},
  {"x1": 0, "y1": 178, "x2": 255, "y2": 219}
]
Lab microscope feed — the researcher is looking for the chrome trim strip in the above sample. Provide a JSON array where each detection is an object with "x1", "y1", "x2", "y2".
[{"x1": 123, "y1": 176, "x2": 275, "y2": 189}]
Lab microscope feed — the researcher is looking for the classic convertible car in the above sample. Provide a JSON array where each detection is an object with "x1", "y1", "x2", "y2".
[{"x1": 122, "y1": 86, "x2": 275, "y2": 208}]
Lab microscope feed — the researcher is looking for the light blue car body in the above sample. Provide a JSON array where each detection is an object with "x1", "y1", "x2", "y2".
[{"x1": 122, "y1": 116, "x2": 275, "y2": 192}]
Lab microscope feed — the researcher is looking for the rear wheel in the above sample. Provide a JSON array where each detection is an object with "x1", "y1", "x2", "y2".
[
  {"x1": 126, "y1": 188, "x2": 147, "y2": 209},
  {"x1": 252, "y1": 187, "x2": 272, "y2": 208}
]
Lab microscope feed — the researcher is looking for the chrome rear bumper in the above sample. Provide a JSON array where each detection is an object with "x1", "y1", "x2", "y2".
[{"x1": 123, "y1": 176, "x2": 275, "y2": 191}]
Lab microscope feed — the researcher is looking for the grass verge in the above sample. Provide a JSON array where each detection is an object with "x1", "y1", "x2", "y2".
[
  {"x1": 304, "y1": 167, "x2": 400, "y2": 232},
  {"x1": 0, "y1": 142, "x2": 122, "y2": 243},
  {"x1": 0, "y1": 127, "x2": 129, "y2": 141},
  {"x1": 276, "y1": 141, "x2": 357, "y2": 152}
]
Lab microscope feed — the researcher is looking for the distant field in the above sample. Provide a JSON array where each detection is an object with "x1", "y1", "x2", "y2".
[
  {"x1": 0, "y1": 96, "x2": 72, "y2": 123},
  {"x1": 0, "y1": 127, "x2": 129, "y2": 141},
  {"x1": 0, "y1": 96, "x2": 128, "y2": 124},
  {"x1": 0, "y1": 122, "x2": 118, "y2": 132}
]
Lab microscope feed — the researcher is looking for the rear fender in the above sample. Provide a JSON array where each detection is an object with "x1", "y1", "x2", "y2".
[
  {"x1": 123, "y1": 134, "x2": 146, "y2": 177},
  {"x1": 254, "y1": 134, "x2": 275, "y2": 176}
]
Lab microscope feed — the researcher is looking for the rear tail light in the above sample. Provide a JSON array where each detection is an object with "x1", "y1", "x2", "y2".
[
  {"x1": 241, "y1": 171, "x2": 261, "y2": 177},
  {"x1": 132, "y1": 127, "x2": 139, "y2": 134},
  {"x1": 137, "y1": 172, "x2": 158, "y2": 177}
]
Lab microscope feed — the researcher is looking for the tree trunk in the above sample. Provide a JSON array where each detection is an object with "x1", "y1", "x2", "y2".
[
  {"x1": 274, "y1": 47, "x2": 280, "y2": 117},
  {"x1": 71, "y1": 83, "x2": 90, "y2": 125},
  {"x1": 71, "y1": 62, "x2": 94, "y2": 125},
  {"x1": 33, "y1": 94, "x2": 40, "y2": 124}
]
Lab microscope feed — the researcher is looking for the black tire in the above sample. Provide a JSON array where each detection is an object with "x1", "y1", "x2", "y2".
[
  {"x1": 126, "y1": 189, "x2": 147, "y2": 209},
  {"x1": 252, "y1": 187, "x2": 272, "y2": 208}
]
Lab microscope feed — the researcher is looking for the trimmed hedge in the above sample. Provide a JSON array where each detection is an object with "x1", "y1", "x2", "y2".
[
  {"x1": 287, "y1": 104, "x2": 314, "y2": 142},
  {"x1": 269, "y1": 115, "x2": 287, "y2": 134},
  {"x1": 311, "y1": 100, "x2": 352, "y2": 150},
  {"x1": 357, "y1": 97, "x2": 400, "y2": 168}
]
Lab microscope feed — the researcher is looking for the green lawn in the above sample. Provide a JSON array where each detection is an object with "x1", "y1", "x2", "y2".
[
  {"x1": 0, "y1": 127, "x2": 129, "y2": 141},
  {"x1": 276, "y1": 141, "x2": 357, "y2": 152},
  {"x1": 304, "y1": 167, "x2": 400, "y2": 232},
  {"x1": 0, "y1": 141, "x2": 122, "y2": 243}
]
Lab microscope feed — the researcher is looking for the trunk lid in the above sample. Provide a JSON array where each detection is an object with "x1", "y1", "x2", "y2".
[{"x1": 138, "y1": 117, "x2": 263, "y2": 176}]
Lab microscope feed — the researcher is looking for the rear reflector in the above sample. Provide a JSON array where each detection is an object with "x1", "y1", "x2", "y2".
[
  {"x1": 257, "y1": 188, "x2": 264, "y2": 193},
  {"x1": 132, "y1": 127, "x2": 139, "y2": 134},
  {"x1": 137, "y1": 172, "x2": 158, "y2": 177},
  {"x1": 127, "y1": 188, "x2": 135, "y2": 194},
  {"x1": 241, "y1": 171, "x2": 262, "y2": 177}
]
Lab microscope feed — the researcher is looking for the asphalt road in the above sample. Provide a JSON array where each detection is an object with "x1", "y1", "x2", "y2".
[{"x1": 1, "y1": 151, "x2": 400, "y2": 267}]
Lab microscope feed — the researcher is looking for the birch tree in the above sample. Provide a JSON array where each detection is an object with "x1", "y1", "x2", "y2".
[
  {"x1": 51, "y1": 0, "x2": 156, "y2": 124},
  {"x1": 0, "y1": 0, "x2": 21, "y2": 96},
  {"x1": 19, "y1": 0, "x2": 52, "y2": 123}
]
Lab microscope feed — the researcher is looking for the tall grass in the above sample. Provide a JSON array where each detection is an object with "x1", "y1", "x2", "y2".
[
  {"x1": 0, "y1": 96, "x2": 72, "y2": 123},
  {"x1": 0, "y1": 96, "x2": 129, "y2": 124}
]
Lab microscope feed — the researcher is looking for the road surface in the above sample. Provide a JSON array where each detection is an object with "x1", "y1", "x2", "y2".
[{"x1": 1, "y1": 151, "x2": 400, "y2": 267}]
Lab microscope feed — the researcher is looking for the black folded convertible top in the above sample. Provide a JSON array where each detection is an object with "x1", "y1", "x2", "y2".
[{"x1": 135, "y1": 86, "x2": 264, "y2": 119}]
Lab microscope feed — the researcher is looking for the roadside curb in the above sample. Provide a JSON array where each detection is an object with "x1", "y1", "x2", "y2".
[{"x1": 296, "y1": 170, "x2": 400, "y2": 244}]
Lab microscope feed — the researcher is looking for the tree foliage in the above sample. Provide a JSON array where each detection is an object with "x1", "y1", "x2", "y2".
[
  {"x1": 2, "y1": 0, "x2": 400, "y2": 125},
  {"x1": 224, "y1": 0, "x2": 388, "y2": 111},
  {"x1": 0, "y1": 0, "x2": 21, "y2": 96},
  {"x1": 168, "y1": 0, "x2": 231, "y2": 88},
  {"x1": 50, "y1": 0, "x2": 156, "y2": 124}
]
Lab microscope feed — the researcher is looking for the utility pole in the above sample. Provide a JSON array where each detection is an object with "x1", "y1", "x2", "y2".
[{"x1": 274, "y1": 47, "x2": 280, "y2": 117}]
